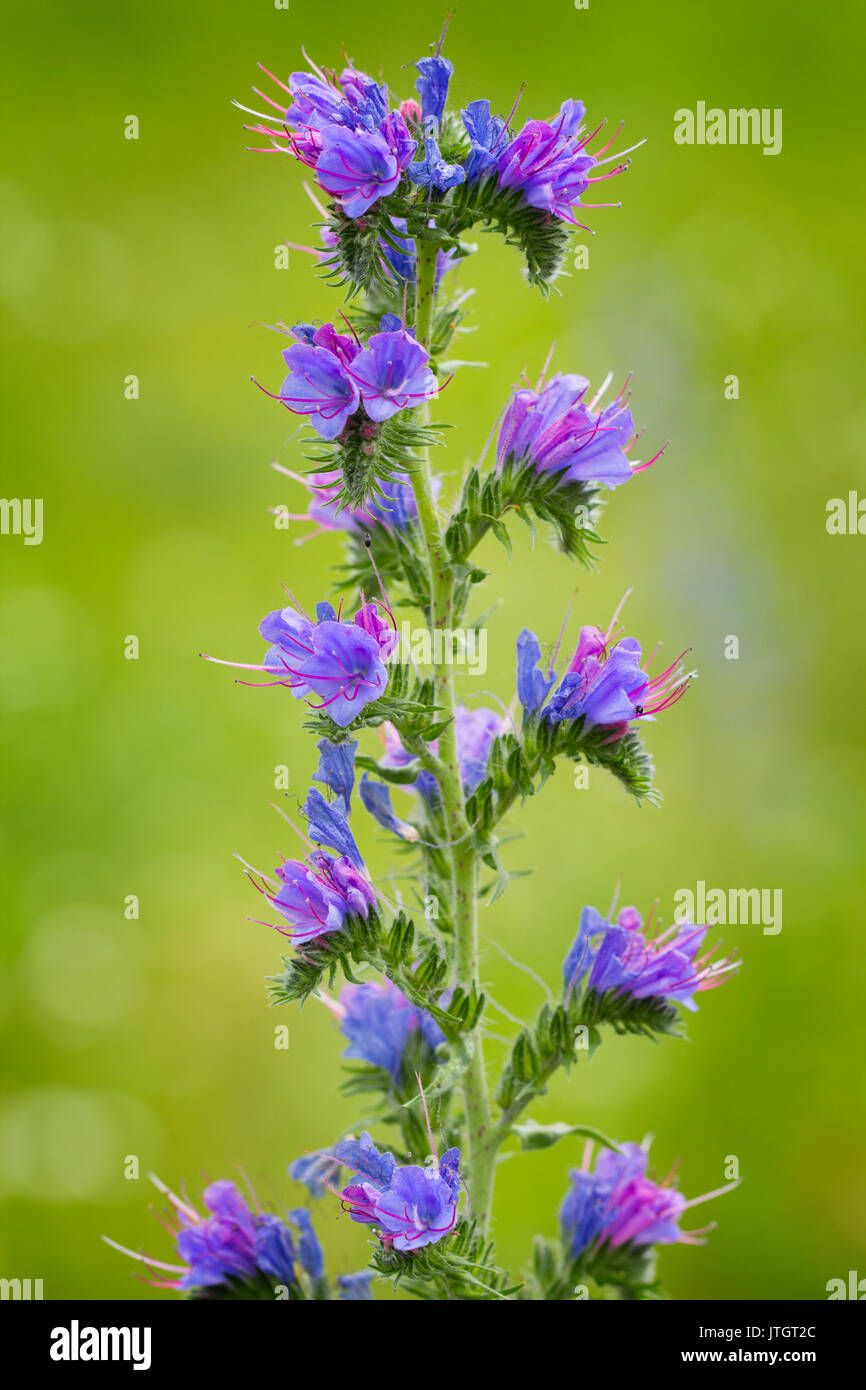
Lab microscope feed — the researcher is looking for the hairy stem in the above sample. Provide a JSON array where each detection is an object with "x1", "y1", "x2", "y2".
[{"x1": 409, "y1": 236, "x2": 495, "y2": 1232}]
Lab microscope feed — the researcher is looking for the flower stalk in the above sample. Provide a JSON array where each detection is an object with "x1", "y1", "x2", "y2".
[{"x1": 409, "y1": 234, "x2": 495, "y2": 1232}]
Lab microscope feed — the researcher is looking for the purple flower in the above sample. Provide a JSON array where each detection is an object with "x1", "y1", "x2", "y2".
[
  {"x1": 561, "y1": 1142, "x2": 736, "y2": 1260},
  {"x1": 335, "y1": 1132, "x2": 461, "y2": 1252},
  {"x1": 414, "y1": 55, "x2": 453, "y2": 127},
  {"x1": 279, "y1": 325, "x2": 360, "y2": 440},
  {"x1": 563, "y1": 905, "x2": 739, "y2": 1012},
  {"x1": 327, "y1": 978, "x2": 446, "y2": 1081},
  {"x1": 346, "y1": 329, "x2": 438, "y2": 422},
  {"x1": 174, "y1": 1181, "x2": 259, "y2": 1289},
  {"x1": 104, "y1": 1176, "x2": 299, "y2": 1294},
  {"x1": 516, "y1": 612, "x2": 693, "y2": 739},
  {"x1": 285, "y1": 66, "x2": 388, "y2": 134},
  {"x1": 495, "y1": 102, "x2": 597, "y2": 223},
  {"x1": 239, "y1": 60, "x2": 417, "y2": 218},
  {"x1": 257, "y1": 599, "x2": 392, "y2": 727},
  {"x1": 497, "y1": 372, "x2": 661, "y2": 491},
  {"x1": 269, "y1": 852, "x2": 376, "y2": 946},
  {"x1": 316, "y1": 126, "x2": 404, "y2": 218}
]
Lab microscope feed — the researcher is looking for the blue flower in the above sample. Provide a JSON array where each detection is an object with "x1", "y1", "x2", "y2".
[
  {"x1": 335, "y1": 1132, "x2": 461, "y2": 1252},
  {"x1": 516, "y1": 629, "x2": 556, "y2": 714},
  {"x1": 461, "y1": 99, "x2": 508, "y2": 181},
  {"x1": 287, "y1": 1208, "x2": 325, "y2": 1281},
  {"x1": 105, "y1": 1177, "x2": 304, "y2": 1296},
  {"x1": 338, "y1": 1271, "x2": 375, "y2": 1300},
  {"x1": 254, "y1": 1213, "x2": 296, "y2": 1285},
  {"x1": 289, "y1": 1150, "x2": 343, "y2": 1199},
  {"x1": 312, "y1": 736, "x2": 356, "y2": 814},
  {"x1": 359, "y1": 775, "x2": 419, "y2": 843},
  {"x1": 414, "y1": 55, "x2": 453, "y2": 127},
  {"x1": 334, "y1": 978, "x2": 446, "y2": 1080},
  {"x1": 409, "y1": 132, "x2": 466, "y2": 191}
]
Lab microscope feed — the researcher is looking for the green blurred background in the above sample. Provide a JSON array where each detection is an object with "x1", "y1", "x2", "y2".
[{"x1": 2, "y1": 0, "x2": 864, "y2": 1301}]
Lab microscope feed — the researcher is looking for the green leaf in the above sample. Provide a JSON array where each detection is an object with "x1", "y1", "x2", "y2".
[{"x1": 511, "y1": 1120, "x2": 621, "y2": 1153}]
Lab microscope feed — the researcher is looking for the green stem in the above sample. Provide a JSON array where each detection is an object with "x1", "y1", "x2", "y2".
[{"x1": 408, "y1": 236, "x2": 495, "y2": 1233}]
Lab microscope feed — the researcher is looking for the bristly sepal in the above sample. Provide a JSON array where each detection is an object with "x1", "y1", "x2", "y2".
[
  {"x1": 446, "y1": 460, "x2": 605, "y2": 577},
  {"x1": 305, "y1": 414, "x2": 446, "y2": 512},
  {"x1": 370, "y1": 1218, "x2": 520, "y2": 1300},
  {"x1": 446, "y1": 177, "x2": 573, "y2": 294}
]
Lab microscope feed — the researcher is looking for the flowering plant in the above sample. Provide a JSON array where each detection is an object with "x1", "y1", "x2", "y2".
[{"x1": 106, "y1": 33, "x2": 740, "y2": 1302}]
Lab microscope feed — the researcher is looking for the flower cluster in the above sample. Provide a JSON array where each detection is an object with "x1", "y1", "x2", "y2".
[
  {"x1": 249, "y1": 738, "x2": 376, "y2": 946},
  {"x1": 517, "y1": 606, "x2": 694, "y2": 739},
  {"x1": 335, "y1": 1132, "x2": 461, "y2": 1252},
  {"x1": 239, "y1": 59, "x2": 416, "y2": 216},
  {"x1": 497, "y1": 371, "x2": 665, "y2": 491},
  {"x1": 469, "y1": 98, "x2": 634, "y2": 229},
  {"x1": 560, "y1": 1142, "x2": 736, "y2": 1262},
  {"x1": 237, "y1": 48, "x2": 637, "y2": 233},
  {"x1": 563, "y1": 905, "x2": 740, "y2": 1013},
  {"x1": 103, "y1": 1175, "x2": 368, "y2": 1299},
  {"x1": 276, "y1": 318, "x2": 438, "y2": 441}
]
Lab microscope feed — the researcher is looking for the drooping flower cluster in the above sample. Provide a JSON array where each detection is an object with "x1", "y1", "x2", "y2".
[
  {"x1": 277, "y1": 318, "x2": 437, "y2": 441},
  {"x1": 323, "y1": 977, "x2": 446, "y2": 1081},
  {"x1": 251, "y1": 738, "x2": 376, "y2": 946},
  {"x1": 563, "y1": 905, "x2": 740, "y2": 1012},
  {"x1": 517, "y1": 607, "x2": 693, "y2": 739},
  {"x1": 239, "y1": 59, "x2": 416, "y2": 216},
  {"x1": 470, "y1": 98, "x2": 633, "y2": 229},
  {"x1": 237, "y1": 48, "x2": 638, "y2": 232},
  {"x1": 335, "y1": 1131, "x2": 461, "y2": 1252},
  {"x1": 497, "y1": 371, "x2": 665, "y2": 491},
  {"x1": 103, "y1": 1176, "x2": 342, "y2": 1296},
  {"x1": 560, "y1": 1142, "x2": 736, "y2": 1261}
]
